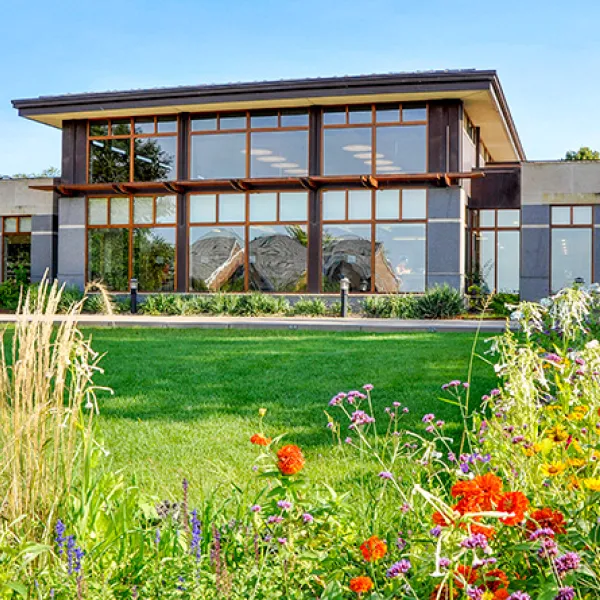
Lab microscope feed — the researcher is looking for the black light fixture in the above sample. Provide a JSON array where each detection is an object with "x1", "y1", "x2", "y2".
[{"x1": 130, "y1": 278, "x2": 138, "y2": 314}]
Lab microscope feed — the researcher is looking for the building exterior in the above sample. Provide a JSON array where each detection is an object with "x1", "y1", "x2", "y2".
[{"x1": 7, "y1": 69, "x2": 599, "y2": 300}]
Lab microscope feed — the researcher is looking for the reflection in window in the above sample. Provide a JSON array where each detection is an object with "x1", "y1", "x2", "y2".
[
  {"x1": 133, "y1": 137, "x2": 177, "y2": 181},
  {"x1": 156, "y1": 196, "x2": 177, "y2": 224},
  {"x1": 87, "y1": 228, "x2": 130, "y2": 291},
  {"x1": 322, "y1": 224, "x2": 372, "y2": 292},
  {"x1": 401, "y1": 189, "x2": 427, "y2": 220},
  {"x1": 191, "y1": 133, "x2": 246, "y2": 179},
  {"x1": 133, "y1": 227, "x2": 176, "y2": 292},
  {"x1": 322, "y1": 191, "x2": 346, "y2": 221},
  {"x1": 375, "y1": 224, "x2": 426, "y2": 292},
  {"x1": 110, "y1": 197, "x2": 129, "y2": 225},
  {"x1": 279, "y1": 193, "x2": 307, "y2": 221},
  {"x1": 88, "y1": 198, "x2": 108, "y2": 225},
  {"x1": 4, "y1": 234, "x2": 31, "y2": 282},
  {"x1": 219, "y1": 194, "x2": 246, "y2": 222},
  {"x1": 190, "y1": 195, "x2": 217, "y2": 223},
  {"x1": 250, "y1": 194, "x2": 277, "y2": 222},
  {"x1": 552, "y1": 228, "x2": 592, "y2": 291},
  {"x1": 551, "y1": 207, "x2": 570, "y2": 225},
  {"x1": 189, "y1": 226, "x2": 245, "y2": 292},
  {"x1": 497, "y1": 230, "x2": 519, "y2": 293},
  {"x1": 348, "y1": 190, "x2": 371, "y2": 220},
  {"x1": 376, "y1": 126, "x2": 426, "y2": 174},
  {"x1": 249, "y1": 225, "x2": 307, "y2": 292},
  {"x1": 478, "y1": 230, "x2": 496, "y2": 293},
  {"x1": 323, "y1": 128, "x2": 373, "y2": 175},
  {"x1": 250, "y1": 131, "x2": 308, "y2": 177},
  {"x1": 376, "y1": 190, "x2": 400, "y2": 220},
  {"x1": 133, "y1": 197, "x2": 154, "y2": 224},
  {"x1": 89, "y1": 139, "x2": 130, "y2": 182}
]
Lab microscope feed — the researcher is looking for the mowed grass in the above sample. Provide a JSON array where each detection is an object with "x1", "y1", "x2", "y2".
[{"x1": 85, "y1": 328, "x2": 499, "y2": 502}]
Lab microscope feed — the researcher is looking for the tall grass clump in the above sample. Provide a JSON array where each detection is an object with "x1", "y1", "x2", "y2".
[{"x1": 0, "y1": 278, "x2": 106, "y2": 537}]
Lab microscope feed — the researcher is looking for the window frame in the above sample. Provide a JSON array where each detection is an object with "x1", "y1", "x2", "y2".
[
  {"x1": 471, "y1": 208, "x2": 521, "y2": 293},
  {"x1": 320, "y1": 187, "x2": 428, "y2": 293},
  {"x1": 320, "y1": 103, "x2": 428, "y2": 177},
  {"x1": 1, "y1": 215, "x2": 33, "y2": 282},
  {"x1": 188, "y1": 191, "x2": 310, "y2": 292},
  {"x1": 550, "y1": 204, "x2": 595, "y2": 293},
  {"x1": 85, "y1": 195, "x2": 178, "y2": 291},
  {"x1": 87, "y1": 116, "x2": 180, "y2": 183},
  {"x1": 188, "y1": 109, "x2": 310, "y2": 180}
]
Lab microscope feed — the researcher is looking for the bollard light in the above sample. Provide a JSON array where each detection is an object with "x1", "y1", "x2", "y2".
[
  {"x1": 130, "y1": 278, "x2": 138, "y2": 314},
  {"x1": 340, "y1": 276, "x2": 350, "y2": 318}
]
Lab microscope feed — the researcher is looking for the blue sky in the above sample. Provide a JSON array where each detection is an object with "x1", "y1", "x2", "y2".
[{"x1": 1, "y1": 0, "x2": 599, "y2": 174}]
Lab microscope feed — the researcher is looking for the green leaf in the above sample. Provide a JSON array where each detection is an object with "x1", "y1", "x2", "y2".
[
  {"x1": 1, "y1": 583, "x2": 28, "y2": 598},
  {"x1": 320, "y1": 580, "x2": 344, "y2": 600}
]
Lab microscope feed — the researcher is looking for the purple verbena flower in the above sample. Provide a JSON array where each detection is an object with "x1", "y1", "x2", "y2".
[
  {"x1": 554, "y1": 587, "x2": 575, "y2": 600},
  {"x1": 430, "y1": 525, "x2": 442, "y2": 537},
  {"x1": 378, "y1": 471, "x2": 393, "y2": 480},
  {"x1": 422, "y1": 413, "x2": 435, "y2": 423},
  {"x1": 302, "y1": 513, "x2": 314, "y2": 524},
  {"x1": 250, "y1": 504, "x2": 262, "y2": 513},
  {"x1": 554, "y1": 552, "x2": 580, "y2": 575},
  {"x1": 277, "y1": 537, "x2": 287, "y2": 545},
  {"x1": 350, "y1": 410, "x2": 375, "y2": 426},
  {"x1": 277, "y1": 500, "x2": 292, "y2": 510},
  {"x1": 386, "y1": 559, "x2": 411, "y2": 578},
  {"x1": 528, "y1": 528, "x2": 554, "y2": 541},
  {"x1": 267, "y1": 515, "x2": 284, "y2": 524},
  {"x1": 508, "y1": 592, "x2": 531, "y2": 600},
  {"x1": 460, "y1": 533, "x2": 488, "y2": 549},
  {"x1": 363, "y1": 384, "x2": 374, "y2": 391}
]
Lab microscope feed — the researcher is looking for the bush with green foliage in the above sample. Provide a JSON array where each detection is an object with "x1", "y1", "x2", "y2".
[
  {"x1": 290, "y1": 298, "x2": 327, "y2": 316},
  {"x1": 413, "y1": 284, "x2": 464, "y2": 319},
  {"x1": 361, "y1": 295, "x2": 419, "y2": 318},
  {"x1": 489, "y1": 292, "x2": 519, "y2": 317}
]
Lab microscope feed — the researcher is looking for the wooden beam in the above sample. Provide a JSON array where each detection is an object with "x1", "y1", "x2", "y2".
[
  {"x1": 299, "y1": 177, "x2": 317, "y2": 191},
  {"x1": 360, "y1": 175, "x2": 379, "y2": 189},
  {"x1": 230, "y1": 179, "x2": 250, "y2": 192}
]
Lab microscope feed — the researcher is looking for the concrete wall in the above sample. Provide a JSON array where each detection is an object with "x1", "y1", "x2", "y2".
[
  {"x1": 56, "y1": 196, "x2": 86, "y2": 289},
  {"x1": 520, "y1": 162, "x2": 600, "y2": 300},
  {"x1": 427, "y1": 187, "x2": 466, "y2": 293},
  {"x1": 0, "y1": 178, "x2": 58, "y2": 282}
]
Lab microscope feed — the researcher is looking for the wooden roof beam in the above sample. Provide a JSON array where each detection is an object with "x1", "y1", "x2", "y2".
[{"x1": 299, "y1": 177, "x2": 317, "y2": 191}]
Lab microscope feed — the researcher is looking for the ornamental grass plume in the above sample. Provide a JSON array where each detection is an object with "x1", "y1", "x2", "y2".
[{"x1": 0, "y1": 277, "x2": 108, "y2": 539}]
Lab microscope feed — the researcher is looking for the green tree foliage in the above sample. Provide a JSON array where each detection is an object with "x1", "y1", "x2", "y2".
[
  {"x1": 564, "y1": 146, "x2": 600, "y2": 161},
  {"x1": 4, "y1": 167, "x2": 61, "y2": 178}
]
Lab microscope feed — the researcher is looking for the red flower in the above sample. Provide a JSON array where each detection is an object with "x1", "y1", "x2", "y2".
[
  {"x1": 360, "y1": 536, "x2": 387, "y2": 562},
  {"x1": 250, "y1": 433, "x2": 271, "y2": 446},
  {"x1": 349, "y1": 576, "x2": 373, "y2": 594},
  {"x1": 451, "y1": 473, "x2": 504, "y2": 511},
  {"x1": 454, "y1": 564, "x2": 478, "y2": 589},
  {"x1": 498, "y1": 491, "x2": 529, "y2": 526},
  {"x1": 276, "y1": 445, "x2": 305, "y2": 475},
  {"x1": 526, "y1": 507, "x2": 566, "y2": 535},
  {"x1": 480, "y1": 569, "x2": 509, "y2": 592}
]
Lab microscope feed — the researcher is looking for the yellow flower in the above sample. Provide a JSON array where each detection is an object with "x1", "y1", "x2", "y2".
[
  {"x1": 583, "y1": 478, "x2": 600, "y2": 492},
  {"x1": 571, "y1": 439, "x2": 584, "y2": 454},
  {"x1": 258, "y1": 408, "x2": 267, "y2": 417},
  {"x1": 567, "y1": 405, "x2": 589, "y2": 421},
  {"x1": 541, "y1": 462, "x2": 567, "y2": 477},
  {"x1": 545, "y1": 405, "x2": 562, "y2": 412},
  {"x1": 567, "y1": 458, "x2": 586, "y2": 468},
  {"x1": 546, "y1": 425, "x2": 569, "y2": 443},
  {"x1": 523, "y1": 447, "x2": 536, "y2": 457},
  {"x1": 567, "y1": 476, "x2": 581, "y2": 491}
]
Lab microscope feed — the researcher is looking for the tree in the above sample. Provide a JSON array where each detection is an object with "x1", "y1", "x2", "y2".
[
  {"x1": 3, "y1": 167, "x2": 61, "y2": 179},
  {"x1": 564, "y1": 147, "x2": 600, "y2": 161}
]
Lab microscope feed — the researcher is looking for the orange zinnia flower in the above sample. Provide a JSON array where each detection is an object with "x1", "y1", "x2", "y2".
[
  {"x1": 349, "y1": 576, "x2": 373, "y2": 594},
  {"x1": 498, "y1": 491, "x2": 529, "y2": 526},
  {"x1": 276, "y1": 444, "x2": 305, "y2": 475},
  {"x1": 454, "y1": 564, "x2": 478, "y2": 589},
  {"x1": 451, "y1": 473, "x2": 504, "y2": 511},
  {"x1": 250, "y1": 433, "x2": 271, "y2": 446},
  {"x1": 526, "y1": 507, "x2": 566, "y2": 535},
  {"x1": 481, "y1": 569, "x2": 509, "y2": 592},
  {"x1": 360, "y1": 535, "x2": 387, "y2": 562}
]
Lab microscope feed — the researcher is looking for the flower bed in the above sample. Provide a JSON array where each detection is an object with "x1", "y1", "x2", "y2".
[{"x1": 0, "y1": 286, "x2": 598, "y2": 598}]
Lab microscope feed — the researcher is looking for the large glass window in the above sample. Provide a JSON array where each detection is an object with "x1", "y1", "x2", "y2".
[
  {"x1": 322, "y1": 103, "x2": 427, "y2": 176},
  {"x1": 551, "y1": 206, "x2": 593, "y2": 292},
  {"x1": 472, "y1": 209, "x2": 520, "y2": 293},
  {"x1": 2, "y1": 216, "x2": 32, "y2": 282},
  {"x1": 87, "y1": 196, "x2": 176, "y2": 291},
  {"x1": 88, "y1": 117, "x2": 178, "y2": 183},
  {"x1": 190, "y1": 110, "x2": 309, "y2": 180},
  {"x1": 321, "y1": 189, "x2": 427, "y2": 292},
  {"x1": 189, "y1": 192, "x2": 308, "y2": 292},
  {"x1": 322, "y1": 224, "x2": 372, "y2": 293}
]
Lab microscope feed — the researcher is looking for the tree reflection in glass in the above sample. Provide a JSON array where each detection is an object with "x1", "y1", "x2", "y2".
[
  {"x1": 87, "y1": 228, "x2": 129, "y2": 291},
  {"x1": 133, "y1": 228, "x2": 176, "y2": 292}
]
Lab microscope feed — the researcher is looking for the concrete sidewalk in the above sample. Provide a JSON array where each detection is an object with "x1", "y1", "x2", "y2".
[{"x1": 0, "y1": 313, "x2": 510, "y2": 333}]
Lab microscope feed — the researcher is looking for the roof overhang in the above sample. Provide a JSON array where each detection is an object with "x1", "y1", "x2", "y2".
[{"x1": 12, "y1": 70, "x2": 525, "y2": 161}]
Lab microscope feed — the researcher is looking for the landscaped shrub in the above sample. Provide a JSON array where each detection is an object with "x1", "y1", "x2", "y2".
[
  {"x1": 362, "y1": 295, "x2": 418, "y2": 318},
  {"x1": 140, "y1": 293, "x2": 186, "y2": 315},
  {"x1": 0, "y1": 279, "x2": 23, "y2": 310},
  {"x1": 228, "y1": 293, "x2": 290, "y2": 316},
  {"x1": 489, "y1": 292, "x2": 519, "y2": 317},
  {"x1": 291, "y1": 298, "x2": 327, "y2": 316},
  {"x1": 414, "y1": 284, "x2": 464, "y2": 319}
]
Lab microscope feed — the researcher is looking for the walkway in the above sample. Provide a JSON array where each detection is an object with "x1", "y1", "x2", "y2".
[{"x1": 0, "y1": 314, "x2": 510, "y2": 333}]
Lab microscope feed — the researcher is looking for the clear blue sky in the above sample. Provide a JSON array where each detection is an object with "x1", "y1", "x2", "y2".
[{"x1": 1, "y1": 0, "x2": 599, "y2": 174}]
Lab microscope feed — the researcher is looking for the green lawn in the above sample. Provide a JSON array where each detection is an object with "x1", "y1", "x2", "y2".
[{"x1": 86, "y1": 329, "x2": 498, "y2": 502}]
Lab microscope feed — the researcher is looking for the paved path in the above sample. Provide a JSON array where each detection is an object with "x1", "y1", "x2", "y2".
[{"x1": 0, "y1": 313, "x2": 510, "y2": 333}]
